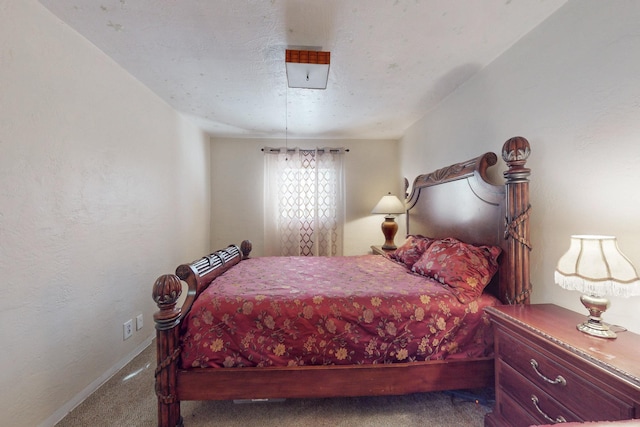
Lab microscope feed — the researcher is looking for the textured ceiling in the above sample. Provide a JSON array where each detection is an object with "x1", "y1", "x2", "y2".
[{"x1": 39, "y1": 0, "x2": 567, "y2": 140}]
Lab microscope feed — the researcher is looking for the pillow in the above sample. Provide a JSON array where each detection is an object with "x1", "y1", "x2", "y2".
[
  {"x1": 411, "y1": 237, "x2": 501, "y2": 303},
  {"x1": 389, "y1": 235, "x2": 435, "y2": 268}
]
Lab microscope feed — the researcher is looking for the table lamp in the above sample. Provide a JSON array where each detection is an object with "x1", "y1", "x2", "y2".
[
  {"x1": 555, "y1": 235, "x2": 640, "y2": 339},
  {"x1": 371, "y1": 193, "x2": 405, "y2": 250}
]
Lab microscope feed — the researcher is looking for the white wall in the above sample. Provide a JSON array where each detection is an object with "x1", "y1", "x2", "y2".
[
  {"x1": 210, "y1": 138, "x2": 402, "y2": 256},
  {"x1": 6, "y1": 1, "x2": 639, "y2": 425},
  {"x1": 0, "y1": 1, "x2": 211, "y2": 426},
  {"x1": 400, "y1": 0, "x2": 640, "y2": 333}
]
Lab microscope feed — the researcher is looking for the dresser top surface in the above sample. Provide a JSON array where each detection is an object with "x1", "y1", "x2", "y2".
[{"x1": 486, "y1": 304, "x2": 640, "y2": 387}]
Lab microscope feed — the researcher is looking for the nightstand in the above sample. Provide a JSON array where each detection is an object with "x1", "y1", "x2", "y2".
[
  {"x1": 485, "y1": 304, "x2": 640, "y2": 427},
  {"x1": 370, "y1": 245, "x2": 394, "y2": 256}
]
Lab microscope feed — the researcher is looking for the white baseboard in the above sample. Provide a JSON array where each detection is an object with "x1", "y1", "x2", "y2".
[{"x1": 39, "y1": 335, "x2": 154, "y2": 427}]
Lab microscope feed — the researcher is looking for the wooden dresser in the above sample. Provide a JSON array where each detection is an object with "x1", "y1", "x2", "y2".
[{"x1": 485, "y1": 304, "x2": 640, "y2": 427}]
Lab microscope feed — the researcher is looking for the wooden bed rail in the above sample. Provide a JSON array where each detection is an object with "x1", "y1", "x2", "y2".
[{"x1": 152, "y1": 240, "x2": 252, "y2": 427}]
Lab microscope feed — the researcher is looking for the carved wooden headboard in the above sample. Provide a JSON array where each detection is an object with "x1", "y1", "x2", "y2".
[{"x1": 404, "y1": 137, "x2": 531, "y2": 305}]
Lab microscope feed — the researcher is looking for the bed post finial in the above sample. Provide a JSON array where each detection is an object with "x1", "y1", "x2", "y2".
[
  {"x1": 153, "y1": 274, "x2": 184, "y2": 427},
  {"x1": 503, "y1": 136, "x2": 531, "y2": 181},
  {"x1": 240, "y1": 240, "x2": 253, "y2": 259},
  {"x1": 502, "y1": 136, "x2": 532, "y2": 305},
  {"x1": 153, "y1": 274, "x2": 182, "y2": 326}
]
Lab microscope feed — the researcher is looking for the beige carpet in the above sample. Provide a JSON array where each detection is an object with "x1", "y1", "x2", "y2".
[{"x1": 56, "y1": 342, "x2": 494, "y2": 426}]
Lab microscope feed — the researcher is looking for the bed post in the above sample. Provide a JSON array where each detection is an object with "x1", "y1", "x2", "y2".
[
  {"x1": 502, "y1": 136, "x2": 532, "y2": 304},
  {"x1": 152, "y1": 274, "x2": 184, "y2": 427}
]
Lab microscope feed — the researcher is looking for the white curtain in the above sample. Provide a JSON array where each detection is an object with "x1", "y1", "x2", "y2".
[{"x1": 264, "y1": 147, "x2": 345, "y2": 256}]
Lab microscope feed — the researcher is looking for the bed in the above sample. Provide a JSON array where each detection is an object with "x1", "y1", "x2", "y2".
[{"x1": 152, "y1": 136, "x2": 532, "y2": 427}]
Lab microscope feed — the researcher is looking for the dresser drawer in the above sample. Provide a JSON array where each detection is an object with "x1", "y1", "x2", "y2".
[
  {"x1": 492, "y1": 372, "x2": 560, "y2": 427},
  {"x1": 493, "y1": 386, "x2": 540, "y2": 427},
  {"x1": 498, "y1": 359, "x2": 581, "y2": 424},
  {"x1": 497, "y1": 328, "x2": 634, "y2": 421}
]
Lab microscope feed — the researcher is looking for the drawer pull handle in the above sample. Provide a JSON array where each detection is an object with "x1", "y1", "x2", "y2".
[
  {"x1": 531, "y1": 395, "x2": 567, "y2": 424},
  {"x1": 530, "y1": 359, "x2": 567, "y2": 386}
]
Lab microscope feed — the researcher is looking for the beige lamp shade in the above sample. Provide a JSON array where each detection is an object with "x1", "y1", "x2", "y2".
[
  {"x1": 555, "y1": 235, "x2": 640, "y2": 297},
  {"x1": 371, "y1": 193, "x2": 405, "y2": 215}
]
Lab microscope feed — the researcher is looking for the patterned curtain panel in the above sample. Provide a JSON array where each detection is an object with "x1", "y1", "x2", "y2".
[{"x1": 264, "y1": 147, "x2": 345, "y2": 256}]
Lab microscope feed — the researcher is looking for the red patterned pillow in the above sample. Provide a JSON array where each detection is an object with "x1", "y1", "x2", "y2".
[
  {"x1": 411, "y1": 238, "x2": 501, "y2": 303},
  {"x1": 389, "y1": 235, "x2": 435, "y2": 268}
]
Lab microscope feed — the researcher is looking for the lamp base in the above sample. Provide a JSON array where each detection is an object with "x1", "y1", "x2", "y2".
[
  {"x1": 577, "y1": 294, "x2": 616, "y2": 339},
  {"x1": 380, "y1": 216, "x2": 399, "y2": 250},
  {"x1": 577, "y1": 320, "x2": 617, "y2": 339}
]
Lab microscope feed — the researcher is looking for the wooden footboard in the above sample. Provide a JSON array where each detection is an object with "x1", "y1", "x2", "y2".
[{"x1": 152, "y1": 242, "x2": 252, "y2": 427}]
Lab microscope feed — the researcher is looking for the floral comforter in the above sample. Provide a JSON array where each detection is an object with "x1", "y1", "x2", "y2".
[{"x1": 180, "y1": 255, "x2": 499, "y2": 369}]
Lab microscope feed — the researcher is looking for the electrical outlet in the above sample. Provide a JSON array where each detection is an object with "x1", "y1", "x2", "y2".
[
  {"x1": 136, "y1": 314, "x2": 143, "y2": 331},
  {"x1": 123, "y1": 319, "x2": 133, "y2": 340}
]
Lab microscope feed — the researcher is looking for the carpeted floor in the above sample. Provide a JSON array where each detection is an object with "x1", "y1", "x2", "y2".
[{"x1": 56, "y1": 342, "x2": 494, "y2": 426}]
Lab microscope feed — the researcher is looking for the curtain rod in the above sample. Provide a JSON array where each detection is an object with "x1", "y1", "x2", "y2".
[{"x1": 261, "y1": 148, "x2": 349, "y2": 153}]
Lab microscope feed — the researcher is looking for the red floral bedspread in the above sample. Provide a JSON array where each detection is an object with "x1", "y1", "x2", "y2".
[{"x1": 180, "y1": 255, "x2": 499, "y2": 369}]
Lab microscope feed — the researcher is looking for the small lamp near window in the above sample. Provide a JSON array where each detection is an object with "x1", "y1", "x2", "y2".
[
  {"x1": 555, "y1": 235, "x2": 640, "y2": 339},
  {"x1": 371, "y1": 193, "x2": 405, "y2": 250}
]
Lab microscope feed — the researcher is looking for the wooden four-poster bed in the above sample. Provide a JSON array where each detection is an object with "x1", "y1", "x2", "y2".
[{"x1": 152, "y1": 136, "x2": 532, "y2": 427}]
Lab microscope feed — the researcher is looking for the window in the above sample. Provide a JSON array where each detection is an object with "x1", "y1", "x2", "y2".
[{"x1": 264, "y1": 148, "x2": 345, "y2": 256}]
